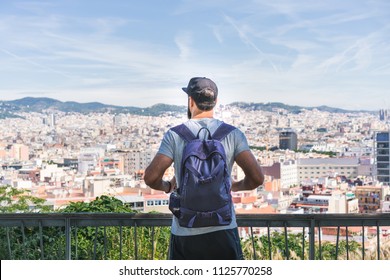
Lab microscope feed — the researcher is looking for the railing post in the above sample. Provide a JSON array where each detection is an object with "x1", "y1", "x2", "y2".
[
  {"x1": 309, "y1": 218, "x2": 315, "y2": 260},
  {"x1": 65, "y1": 217, "x2": 71, "y2": 260},
  {"x1": 250, "y1": 227, "x2": 256, "y2": 260},
  {"x1": 377, "y1": 221, "x2": 381, "y2": 260}
]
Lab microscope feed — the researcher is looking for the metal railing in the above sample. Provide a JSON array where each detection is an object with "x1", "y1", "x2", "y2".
[{"x1": 1, "y1": 213, "x2": 390, "y2": 260}]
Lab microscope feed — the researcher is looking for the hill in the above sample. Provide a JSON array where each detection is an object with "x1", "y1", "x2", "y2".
[
  {"x1": 228, "y1": 102, "x2": 373, "y2": 114},
  {"x1": 0, "y1": 97, "x2": 186, "y2": 117},
  {"x1": 0, "y1": 97, "x2": 375, "y2": 119}
]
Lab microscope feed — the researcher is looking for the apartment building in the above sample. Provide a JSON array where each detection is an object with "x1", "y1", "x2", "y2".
[
  {"x1": 355, "y1": 185, "x2": 390, "y2": 213},
  {"x1": 261, "y1": 159, "x2": 298, "y2": 191},
  {"x1": 328, "y1": 192, "x2": 359, "y2": 213},
  {"x1": 298, "y1": 157, "x2": 359, "y2": 183},
  {"x1": 78, "y1": 147, "x2": 105, "y2": 175},
  {"x1": 117, "y1": 150, "x2": 155, "y2": 175}
]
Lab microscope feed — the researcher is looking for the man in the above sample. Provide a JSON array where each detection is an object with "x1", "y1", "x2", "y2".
[{"x1": 144, "y1": 77, "x2": 264, "y2": 260}]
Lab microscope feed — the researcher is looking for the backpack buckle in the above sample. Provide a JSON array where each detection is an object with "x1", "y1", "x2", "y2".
[
  {"x1": 199, "y1": 176, "x2": 216, "y2": 184},
  {"x1": 198, "y1": 211, "x2": 214, "y2": 219}
]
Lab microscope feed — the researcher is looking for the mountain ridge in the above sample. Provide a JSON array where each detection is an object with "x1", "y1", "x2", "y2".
[{"x1": 0, "y1": 97, "x2": 376, "y2": 119}]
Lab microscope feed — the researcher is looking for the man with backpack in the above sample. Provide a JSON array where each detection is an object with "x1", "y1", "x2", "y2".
[{"x1": 144, "y1": 77, "x2": 264, "y2": 260}]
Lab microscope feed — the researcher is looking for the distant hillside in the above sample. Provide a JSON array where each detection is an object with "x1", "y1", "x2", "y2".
[
  {"x1": 0, "y1": 97, "x2": 375, "y2": 119},
  {"x1": 0, "y1": 97, "x2": 186, "y2": 117},
  {"x1": 228, "y1": 102, "x2": 374, "y2": 114}
]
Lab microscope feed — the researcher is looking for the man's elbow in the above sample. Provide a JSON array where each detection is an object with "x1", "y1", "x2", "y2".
[
  {"x1": 251, "y1": 171, "x2": 264, "y2": 189},
  {"x1": 252, "y1": 174, "x2": 264, "y2": 189},
  {"x1": 143, "y1": 167, "x2": 155, "y2": 187},
  {"x1": 257, "y1": 173, "x2": 264, "y2": 187}
]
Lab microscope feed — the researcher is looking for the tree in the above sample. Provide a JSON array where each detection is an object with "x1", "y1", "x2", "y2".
[
  {"x1": 1, "y1": 193, "x2": 171, "y2": 260},
  {"x1": 0, "y1": 185, "x2": 51, "y2": 213},
  {"x1": 241, "y1": 230, "x2": 362, "y2": 260},
  {"x1": 60, "y1": 195, "x2": 170, "y2": 260},
  {"x1": 0, "y1": 185, "x2": 55, "y2": 259},
  {"x1": 242, "y1": 231, "x2": 306, "y2": 260}
]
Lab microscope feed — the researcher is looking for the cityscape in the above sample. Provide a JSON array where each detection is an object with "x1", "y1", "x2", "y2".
[
  {"x1": 1, "y1": 98, "x2": 390, "y2": 259},
  {"x1": 1, "y1": 99, "x2": 389, "y2": 214}
]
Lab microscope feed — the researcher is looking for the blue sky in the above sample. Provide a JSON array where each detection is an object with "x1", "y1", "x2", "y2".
[{"x1": 1, "y1": 0, "x2": 389, "y2": 110}]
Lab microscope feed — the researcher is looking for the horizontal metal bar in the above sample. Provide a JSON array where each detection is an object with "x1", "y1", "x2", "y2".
[{"x1": 1, "y1": 213, "x2": 390, "y2": 228}]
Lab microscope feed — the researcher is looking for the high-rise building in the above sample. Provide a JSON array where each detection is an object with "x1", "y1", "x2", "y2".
[
  {"x1": 43, "y1": 113, "x2": 56, "y2": 128},
  {"x1": 375, "y1": 131, "x2": 390, "y2": 184},
  {"x1": 279, "y1": 130, "x2": 297, "y2": 150},
  {"x1": 379, "y1": 109, "x2": 388, "y2": 121}
]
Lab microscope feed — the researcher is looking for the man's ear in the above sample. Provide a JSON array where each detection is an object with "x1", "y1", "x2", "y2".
[{"x1": 189, "y1": 96, "x2": 196, "y2": 108}]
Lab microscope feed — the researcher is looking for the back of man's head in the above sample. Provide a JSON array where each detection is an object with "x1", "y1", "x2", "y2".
[{"x1": 182, "y1": 77, "x2": 218, "y2": 111}]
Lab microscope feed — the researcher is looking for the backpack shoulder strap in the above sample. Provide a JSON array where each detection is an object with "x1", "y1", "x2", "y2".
[
  {"x1": 170, "y1": 124, "x2": 196, "y2": 142},
  {"x1": 212, "y1": 122, "x2": 236, "y2": 141}
]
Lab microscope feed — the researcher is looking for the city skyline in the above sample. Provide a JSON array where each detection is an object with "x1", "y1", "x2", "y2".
[{"x1": 1, "y1": 0, "x2": 390, "y2": 110}]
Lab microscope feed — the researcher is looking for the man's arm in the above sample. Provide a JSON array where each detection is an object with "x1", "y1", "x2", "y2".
[
  {"x1": 231, "y1": 150, "x2": 264, "y2": 192},
  {"x1": 144, "y1": 153, "x2": 175, "y2": 193}
]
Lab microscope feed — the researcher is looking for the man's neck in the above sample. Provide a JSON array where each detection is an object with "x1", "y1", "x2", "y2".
[{"x1": 191, "y1": 110, "x2": 214, "y2": 119}]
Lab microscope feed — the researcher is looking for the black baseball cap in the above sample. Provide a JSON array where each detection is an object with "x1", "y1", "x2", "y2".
[{"x1": 182, "y1": 77, "x2": 218, "y2": 100}]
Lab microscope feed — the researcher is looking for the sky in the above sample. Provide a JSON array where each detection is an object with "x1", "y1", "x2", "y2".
[{"x1": 0, "y1": 0, "x2": 390, "y2": 110}]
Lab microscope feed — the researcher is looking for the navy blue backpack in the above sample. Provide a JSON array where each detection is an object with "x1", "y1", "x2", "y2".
[{"x1": 169, "y1": 122, "x2": 236, "y2": 228}]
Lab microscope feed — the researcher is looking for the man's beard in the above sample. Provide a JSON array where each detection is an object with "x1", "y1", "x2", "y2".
[{"x1": 187, "y1": 101, "x2": 191, "y2": 119}]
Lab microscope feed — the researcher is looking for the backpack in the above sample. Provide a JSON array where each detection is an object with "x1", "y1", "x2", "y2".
[{"x1": 169, "y1": 122, "x2": 236, "y2": 228}]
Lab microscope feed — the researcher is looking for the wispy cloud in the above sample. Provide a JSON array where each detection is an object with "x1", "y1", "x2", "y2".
[
  {"x1": 223, "y1": 14, "x2": 280, "y2": 73},
  {"x1": 0, "y1": 48, "x2": 74, "y2": 79},
  {"x1": 174, "y1": 32, "x2": 193, "y2": 61}
]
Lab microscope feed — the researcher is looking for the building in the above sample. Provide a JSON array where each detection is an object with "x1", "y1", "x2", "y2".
[
  {"x1": 355, "y1": 185, "x2": 390, "y2": 213},
  {"x1": 99, "y1": 157, "x2": 122, "y2": 175},
  {"x1": 261, "y1": 159, "x2": 298, "y2": 191},
  {"x1": 289, "y1": 194, "x2": 330, "y2": 213},
  {"x1": 279, "y1": 130, "x2": 298, "y2": 150},
  {"x1": 375, "y1": 131, "x2": 390, "y2": 184},
  {"x1": 328, "y1": 192, "x2": 359, "y2": 213},
  {"x1": 144, "y1": 194, "x2": 170, "y2": 213},
  {"x1": 382, "y1": 194, "x2": 390, "y2": 213},
  {"x1": 77, "y1": 147, "x2": 105, "y2": 175},
  {"x1": 10, "y1": 144, "x2": 29, "y2": 162},
  {"x1": 379, "y1": 109, "x2": 388, "y2": 121},
  {"x1": 117, "y1": 150, "x2": 155, "y2": 176},
  {"x1": 298, "y1": 157, "x2": 359, "y2": 183}
]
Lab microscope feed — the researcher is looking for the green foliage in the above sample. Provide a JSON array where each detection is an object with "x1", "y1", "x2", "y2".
[
  {"x1": 242, "y1": 231, "x2": 306, "y2": 260},
  {"x1": 0, "y1": 194, "x2": 171, "y2": 260},
  {"x1": 295, "y1": 149, "x2": 337, "y2": 157},
  {"x1": 0, "y1": 185, "x2": 51, "y2": 213},
  {"x1": 241, "y1": 231, "x2": 362, "y2": 260},
  {"x1": 0, "y1": 188, "x2": 375, "y2": 260},
  {"x1": 60, "y1": 196, "x2": 170, "y2": 260},
  {"x1": 61, "y1": 195, "x2": 133, "y2": 213},
  {"x1": 0, "y1": 185, "x2": 60, "y2": 259}
]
